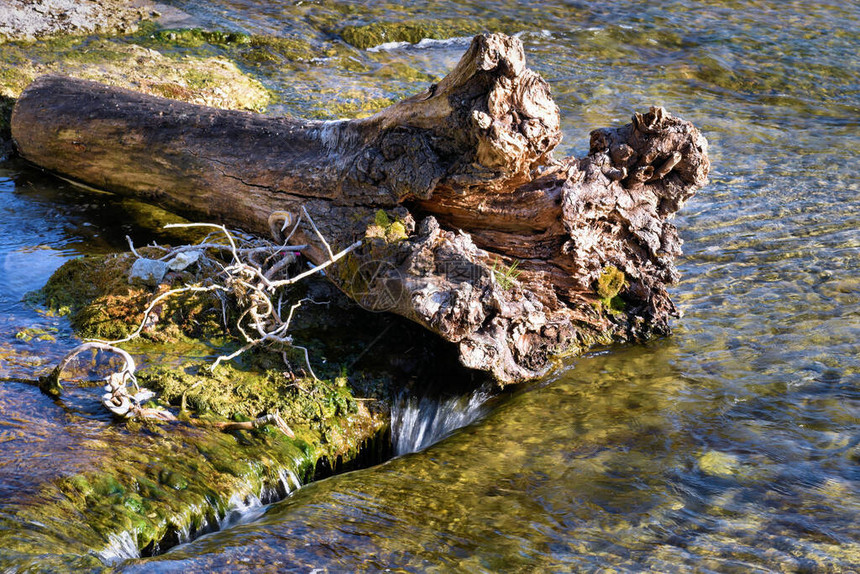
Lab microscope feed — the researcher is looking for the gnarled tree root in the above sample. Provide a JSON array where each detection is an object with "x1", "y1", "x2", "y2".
[{"x1": 13, "y1": 33, "x2": 709, "y2": 384}]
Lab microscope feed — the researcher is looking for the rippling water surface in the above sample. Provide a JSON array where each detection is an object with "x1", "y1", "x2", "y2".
[{"x1": 1, "y1": 0, "x2": 858, "y2": 571}]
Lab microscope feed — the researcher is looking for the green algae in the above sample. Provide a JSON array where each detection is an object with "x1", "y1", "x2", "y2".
[
  {"x1": 14, "y1": 326, "x2": 57, "y2": 343},
  {"x1": 9, "y1": 248, "x2": 397, "y2": 564},
  {"x1": 339, "y1": 20, "x2": 486, "y2": 49},
  {"x1": 308, "y1": 93, "x2": 396, "y2": 119},
  {"x1": 152, "y1": 28, "x2": 253, "y2": 49},
  {"x1": 0, "y1": 373, "x2": 388, "y2": 565},
  {"x1": 0, "y1": 34, "x2": 272, "y2": 112},
  {"x1": 0, "y1": 420, "x2": 316, "y2": 568},
  {"x1": 136, "y1": 360, "x2": 389, "y2": 467},
  {"x1": 2, "y1": 337, "x2": 394, "y2": 567},
  {"x1": 146, "y1": 28, "x2": 317, "y2": 67},
  {"x1": 595, "y1": 264, "x2": 627, "y2": 313}
]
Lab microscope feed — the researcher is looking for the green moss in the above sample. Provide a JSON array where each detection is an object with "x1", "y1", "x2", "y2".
[
  {"x1": 596, "y1": 265, "x2": 625, "y2": 300},
  {"x1": 596, "y1": 264, "x2": 627, "y2": 312},
  {"x1": 152, "y1": 28, "x2": 252, "y2": 49},
  {"x1": 137, "y1": 361, "x2": 370, "y2": 458},
  {"x1": 366, "y1": 210, "x2": 409, "y2": 243},
  {"x1": 307, "y1": 94, "x2": 395, "y2": 120},
  {"x1": 0, "y1": 382, "x2": 391, "y2": 567},
  {"x1": 374, "y1": 209, "x2": 391, "y2": 228},
  {"x1": 147, "y1": 28, "x2": 316, "y2": 68},
  {"x1": 158, "y1": 470, "x2": 188, "y2": 491},
  {"x1": 386, "y1": 221, "x2": 408, "y2": 242},
  {"x1": 340, "y1": 20, "x2": 485, "y2": 49},
  {"x1": 372, "y1": 61, "x2": 437, "y2": 83},
  {"x1": 33, "y1": 251, "x2": 225, "y2": 342},
  {"x1": 35, "y1": 253, "x2": 144, "y2": 340},
  {"x1": 248, "y1": 35, "x2": 315, "y2": 62}
]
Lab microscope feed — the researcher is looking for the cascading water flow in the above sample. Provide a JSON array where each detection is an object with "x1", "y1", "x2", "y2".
[
  {"x1": 390, "y1": 385, "x2": 494, "y2": 456},
  {"x1": 97, "y1": 465, "x2": 305, "y2": 564}
]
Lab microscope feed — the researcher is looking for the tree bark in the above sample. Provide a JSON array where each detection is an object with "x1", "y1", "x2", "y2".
[{"x1": 11, "y1": 33, "x2": 710, "y2": 384}]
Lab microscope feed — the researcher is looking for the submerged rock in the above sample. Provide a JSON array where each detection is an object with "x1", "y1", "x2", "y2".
[{"x1": 698, "y1": 450, "x2": 741, "y2": 478}]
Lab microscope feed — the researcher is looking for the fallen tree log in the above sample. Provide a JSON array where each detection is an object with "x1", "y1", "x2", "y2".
[{"x1": 11, "y1": 33, "x2": 709, "y2": 384}]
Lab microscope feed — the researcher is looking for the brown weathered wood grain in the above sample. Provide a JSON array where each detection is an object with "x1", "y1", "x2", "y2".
[{"x1": 12, "y1": 33, "x2": 710, "y2": 384}]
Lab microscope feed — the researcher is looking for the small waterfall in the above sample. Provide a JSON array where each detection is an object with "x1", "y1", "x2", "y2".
[
  {"x1": 98, "y1": 531, "x2": 140, "y2": 565},
  {"x1": 175, "y1": 522, "x2": 191, "y2": 545},
  {"x1": 219, "y1": 492, "x2": 265, "y2": 530},
  {"x1": 391, "y1": 386, "x2": 493, "y2": 455},
  {"x1": 278, "y1": 467, "x2": 302, "y2": 494}
]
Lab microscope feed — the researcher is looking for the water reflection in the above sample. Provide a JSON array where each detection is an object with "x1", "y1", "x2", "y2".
[
  {"x1": 123, "y1": 0, "x2": 857, "y2": 570},
  {"x1": 131, "y1": 339, "x2": 858, "y2": 571}
]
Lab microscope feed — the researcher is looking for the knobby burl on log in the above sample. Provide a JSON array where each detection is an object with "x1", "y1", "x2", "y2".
[{"x1": 11, "y1": 33, "x2": 709, "y2": 384}]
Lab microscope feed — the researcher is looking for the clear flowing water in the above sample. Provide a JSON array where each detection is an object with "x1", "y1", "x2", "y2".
[
  {"x1": 1, "y1": 0, "x2": 858, "y2": 571},
  {"x1": 391, "y1": 385, "x2": 493, "y2": 456}
]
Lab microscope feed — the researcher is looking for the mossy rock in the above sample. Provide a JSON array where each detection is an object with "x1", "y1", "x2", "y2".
[
  {"x1": 0, "y1": 360, "x2": 391, "y2": 565},
  {"x1": 149, "y1": 28, "x2": 316, "y2": 66},
  {"x1": 0, "y1": 38, "x2": 272, "y2": 111},
  {"x1": 37, "y1": 253, "x2": 147, "y2": 340},
  {"x1": 34, "y1": 251, "x2": 224, "y2": 341},
  {"x1": 339, "y1": 20, "x2": 484, "y2": 49},
  {"x1": 136, "y1": 361, "x2": 383, "y2": 462}
]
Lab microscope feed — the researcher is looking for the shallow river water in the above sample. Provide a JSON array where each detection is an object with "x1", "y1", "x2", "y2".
[{"x1": 1, "y1": 0, "x2": 859, "y2": 572}]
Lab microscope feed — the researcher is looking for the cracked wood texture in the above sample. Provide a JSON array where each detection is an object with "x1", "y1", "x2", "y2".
[{"x1": 11, "y1": 33, "x2": 709, "y2": 384}]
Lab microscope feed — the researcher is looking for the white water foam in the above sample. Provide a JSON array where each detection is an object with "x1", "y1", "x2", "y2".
[
  {"x1": 367, "y1": 35, "x2": 473, "y2": 53},
  {"x1": 219, "y1": 491, "x2": 265, "y2": 530},
  {"x1": 278, "y1": 467, "x2": 302, "y2": 493},
  {"x1": 97, "y1": 530, "x2": 140, "y2": 565},
  {"x1": 391, "y1": 386, "x2": 492, "y2": 455}
]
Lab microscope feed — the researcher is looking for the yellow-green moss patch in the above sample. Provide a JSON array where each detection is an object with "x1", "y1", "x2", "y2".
[
  {"x1": 340, "y1": 20, "x2": 485, "y2": 49},
  {"x1": 0, "y1": 39, "x2": 271, "y2": 111}
]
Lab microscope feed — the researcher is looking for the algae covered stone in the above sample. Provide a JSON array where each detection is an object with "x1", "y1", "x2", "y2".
[
  {"x1": 0, "y1": 38, "x2": 272, "y2": 112},
  {"x1": 697, "y1": 450, "x2": 741, "y2": 478},
  {"x1": 339, "y1": 20, "x2": 485, "y2": 49}
]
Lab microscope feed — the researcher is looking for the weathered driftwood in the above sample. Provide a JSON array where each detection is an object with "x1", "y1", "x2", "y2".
[{"x1": 11, "y1": 33, "x2": 709, "y2": 384}]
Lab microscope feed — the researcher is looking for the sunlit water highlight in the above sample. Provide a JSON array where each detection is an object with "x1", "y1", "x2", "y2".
[{"x1": 391, "y1": 386, "x2": 493, "y2": 456}]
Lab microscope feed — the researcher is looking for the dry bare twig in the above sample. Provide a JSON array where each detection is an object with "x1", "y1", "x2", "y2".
[
  {"x1": 47, "y1": 209, "x2": 358, "y2": 424},
  {"x1": 93, "y1": 209, "x2": 359, "y2": 378}
]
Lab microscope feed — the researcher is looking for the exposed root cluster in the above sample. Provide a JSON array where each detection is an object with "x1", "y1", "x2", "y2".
[{"x1": 47, "y1": 209, "x2": 360, "y2": 423}]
